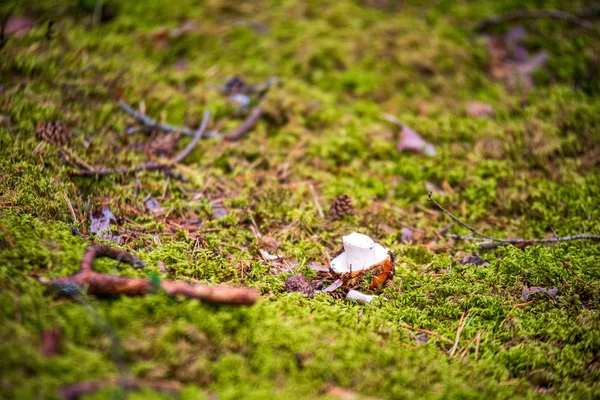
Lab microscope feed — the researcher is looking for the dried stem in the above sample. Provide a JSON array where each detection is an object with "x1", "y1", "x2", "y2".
[
  {"x1": 475, "y1": 9, "x2": 599, "y2": 34},
  {"x1": 42, "y1": 245, "x2": 259, "y2": 305},
  {"x1": 119, "y1": 99, "x2": 199, "y2": 137},
  {"x1": 428, "y1": 192, "x2": 600, "y2": 248},
  {"x1": 449, "y1": 312, "x2": 469, "y2": 357},
  {"x1": 224, "y1": 106, "x2": 263, "y2": 141}
]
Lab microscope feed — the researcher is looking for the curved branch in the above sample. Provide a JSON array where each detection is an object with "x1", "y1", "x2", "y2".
[
  {"x1": 42, "y1": 245, "x2": 259, "y2": 305},
  {"x1": 428, "y1": 192, "x2": 600, "y2": 249},
  {"x1": 476, "y1": 9, "x2": 599, "y2": 34}
]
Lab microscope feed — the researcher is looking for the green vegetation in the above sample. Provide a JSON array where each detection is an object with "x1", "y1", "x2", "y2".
[{"x1": 1, "y1": 0, "x2": 599, "y2": 398}]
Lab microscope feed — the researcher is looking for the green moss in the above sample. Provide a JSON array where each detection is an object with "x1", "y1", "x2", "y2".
[{"x1": 1, "y1": 0, "x2": 600, "y2": 398}]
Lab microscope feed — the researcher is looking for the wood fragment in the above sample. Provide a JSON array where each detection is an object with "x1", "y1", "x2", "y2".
[
  {"x1": 476, "y1": 9, "x2": 599, "y2": 35},
  {"x1": 428, "y1": 193, "x2": 600, "y2": 249},
  {"x1": 224, "y1": 106, "x2": 263, "y2": 141}
]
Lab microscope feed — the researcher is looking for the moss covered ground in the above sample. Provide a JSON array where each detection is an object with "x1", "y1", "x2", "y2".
[{"x1": 1, "y1": 0, "x2": 600, "y2": 399}]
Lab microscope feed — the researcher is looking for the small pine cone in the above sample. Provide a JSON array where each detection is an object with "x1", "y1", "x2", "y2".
[
  {"x1": 328, "y1": 194, "x2": 354, "y2": 220},
  {"x1": 222, "y1": 76, "x2": 249, "y2": 95},
  {"x1": 35, "y1": 121, "x2": 71, "y2": 147}
]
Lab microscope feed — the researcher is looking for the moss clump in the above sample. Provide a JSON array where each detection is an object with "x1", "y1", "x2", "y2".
[{"x1": 1, "y1": 0, "x2": 600, "y2": 398}]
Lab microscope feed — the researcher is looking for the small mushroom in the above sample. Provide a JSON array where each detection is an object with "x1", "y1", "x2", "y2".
[{"x1": 330, "y1": 232, "x2": 394, "y2": 289}]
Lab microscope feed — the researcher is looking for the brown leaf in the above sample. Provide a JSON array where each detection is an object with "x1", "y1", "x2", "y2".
[
  {"x1": 259, "y1": 235, "x2": 281, "y2": 252},
  {"x1": 522, "y1": 286, "x2": 558, "y2": 301},
  {"x1": 322, "y1": 279, "x2": 343, "y2": 293},
  {"x1": 466, "y1": 102, "x2": 494, "y2": 118},
  {"x1": 89, "y1": 207, "x2": 121, "y2": 244},
  {"x1": 461, "y1": 252, "x2": 490, "y2": 267},
  {"x1": 308, "y1": 261, "x2": 330, "y2": 273},
  {"x1": 326, "y1": 387, "x2": 360, "y2": 400},
  {"x1": 397, "y1": 125, "x2": 436, "y2": 156},
  {"x1": 5, "y1": 16, "x2": 34, "y2": 37},
  {"x1": 486, "y1": 26, "x2": 548, "y2": 92},
  {"x1": 40, "y1": 328, "x2": 62, "y2": 357}
]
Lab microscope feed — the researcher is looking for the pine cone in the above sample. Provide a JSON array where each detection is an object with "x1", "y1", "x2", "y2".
[
  {"x1": 222, "y1": 76, "x2": 250, "y2": 95},
  {"x1": 35, "y1": 121, "x2": 71, "y2": 147},
  {"x1": 328, "y1": 194, "x2": 354, "y2": 220}
]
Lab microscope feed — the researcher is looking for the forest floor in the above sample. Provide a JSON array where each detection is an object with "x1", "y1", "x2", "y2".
[{"x1": 1, "y1": 1, "x2": 600, "y2": 399}]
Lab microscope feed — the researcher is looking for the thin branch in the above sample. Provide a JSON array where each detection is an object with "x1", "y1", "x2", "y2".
[
  {"x1": 224, "y1": 106, "x2": 263, "y2": 141},
  {"x1": 428, "y1": 193, "x2": 498, "y2": 242},
  {"x1": 428, "y1": 192, "x2": 600, "y2": 248},
  {"x1": 119, "y1": 99, "x2": 198, "y2": 137},
  {"x1": 559, "y1": 259, "x2": 599, "y2": 290},
  {"x1": 475, "y1": 9, "x2": 599, "y2": 34},
  {"x1": 74, "y1": 111, "x2": 209, "y2": 176},
  {"x1": 170, "y1": 110, "x2": 209, "y2": 164},
  {"x1": 41, "y1": 245, "x2": 259, "y2": 305}
]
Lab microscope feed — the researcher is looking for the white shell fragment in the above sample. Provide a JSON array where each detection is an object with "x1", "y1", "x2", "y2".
[
  {"x1": 330, "y1": 232, "x2": 390, "y2": 274},
  {"x1": 346, "y1": 289, "x2": 377, "y2": 304}
]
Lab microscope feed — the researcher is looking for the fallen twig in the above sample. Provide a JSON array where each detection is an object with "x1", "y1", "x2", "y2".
[
  {"x1": 119, "y1": 99, "x2": 200, "y2": 137},
  {"x1": 41, "y1": 244, "x2": 259, "y2": 305},
  {"x1": 428, "y1": 192, "x2": 600, "y2": 249},
  {"x1": 59, "y1": 377, "x2": 181, "y2": 400},
  {"x1": 224, "y1": 106, "x2": 263, "y2": 141},
  {"x1": 73, "y1": 110, "x2": 209, "y2": 176},
  {"x1": 475, "y1": 9, "x2": 599, "y2": 34},
  {"x1": 559, "y1": 259, "x2": 599, "y2": 290}
]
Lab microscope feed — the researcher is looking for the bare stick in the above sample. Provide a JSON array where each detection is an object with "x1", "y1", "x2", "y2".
[
  {"x1": 428, "y1": 193, "x2": 498, "y2": 241},
  {"x1": 428, "y1": 192, "x2": 600, "y2": 248},
  {"x1": 170, "y1": 110, "x2": 210, "y2": 164},
  {"x1": 398, "y1": 322, "x2": 454, "y2": 345},
  {"x1": 559, "y1": 259, "x2": 599, "y2": 290},
  {"x1": 74, "y1": 111, "x2": 210, "y2": 177},
  {"x1": 42, "y1": 245, "x2": 259, "y2": 305},
  {"x1": 58, "y1": 147, "x2": 95, "y2": 171},
  {"x1": 119, "y1": 100, "x2": 198, "y2": 137},
  {"x1": 475, "y1": 9, "x2": 599, "y2": 34},
  {"x1": 224, "y1": 106, "x2": 263, "y2": 141}
]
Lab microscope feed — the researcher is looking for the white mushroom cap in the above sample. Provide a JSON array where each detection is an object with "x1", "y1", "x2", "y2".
[{"x1": 331, "y1": 232, "x2": 389, "y2": 274}]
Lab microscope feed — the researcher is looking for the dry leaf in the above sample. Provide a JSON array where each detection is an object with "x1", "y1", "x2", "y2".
[
  {"x1": 466, "y1": 102, "x2": 494, "y2": 118},
  {"x1": 6, "y1": 16, "x2": 34, "y2": 37},
  {"x1": 522, "y1": 286, "x2": 558, "y2": 301},
  {"x1": 397, "y1": 125, "x2": 436, "y2": 156}
]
